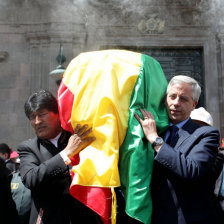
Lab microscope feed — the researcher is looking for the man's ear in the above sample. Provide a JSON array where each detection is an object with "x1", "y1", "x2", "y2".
[
  {"x1": 193, "y1": 101, "x2": 198, "y2": 109},
  {"x1": 2, "y1": 153, "x2": 8, "y2": 160}
]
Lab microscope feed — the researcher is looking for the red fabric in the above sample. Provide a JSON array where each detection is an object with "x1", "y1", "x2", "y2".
[
  {"x1": 221, "y1": 138, "x2": 224, "y2": 149},
  {"x1": 70, "y1": 155, "x2": 80, "y2": 166},
  {"x1": 70, "y1": 182, "x2": 112, "y2": 223},
  {"x1": 57, "y1": 81, "x2": 74, "y2": 133}
]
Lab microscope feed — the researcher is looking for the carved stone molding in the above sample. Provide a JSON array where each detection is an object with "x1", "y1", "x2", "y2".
[
  {"x1": 138, "y1": 16, "x2": 165, "y2": 34},
  {"x1": 0, "y1": 51, "x2": 9, "y2": 62},
  {"x1": 217, "y1": 34, "x2": 224, "y2": 44}
]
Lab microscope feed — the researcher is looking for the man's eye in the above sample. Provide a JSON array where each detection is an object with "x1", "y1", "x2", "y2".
[
  {"x1": 180, "y1": 97, "x2": 188, "y2": 102},
  {"x1": 169, "y1": 95, "x2": 176, "y2": 99}
]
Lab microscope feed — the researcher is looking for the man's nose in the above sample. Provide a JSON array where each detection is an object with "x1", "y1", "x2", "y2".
[
  {"x1": 173, "y1": 97, "x2": 180, "y2": 105},
  {"x1": 34, "y1": 115, "x2": 42, "y2": 124}
]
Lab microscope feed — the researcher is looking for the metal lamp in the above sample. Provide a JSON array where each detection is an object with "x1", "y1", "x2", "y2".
[{"x1": 49, "y1": 44, "x2": 66, "y2": 86}]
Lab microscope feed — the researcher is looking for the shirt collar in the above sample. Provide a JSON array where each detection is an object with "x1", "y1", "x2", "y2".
[
  {"x1": 49, "y1": 132, "x2": 62, "y2": 148},
  {"x1": 169, "y1": 118, "x2": 190, "y2": 129}
]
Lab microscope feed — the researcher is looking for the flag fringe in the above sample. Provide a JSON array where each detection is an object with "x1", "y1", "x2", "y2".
[{"x1": 111, "y1": 187, "x2": 117, "y2": 224}]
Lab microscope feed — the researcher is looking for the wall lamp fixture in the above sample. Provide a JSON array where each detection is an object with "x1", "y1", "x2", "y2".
[{"x1": 49, "y1": 44, "x2": 66, "y2": 86}]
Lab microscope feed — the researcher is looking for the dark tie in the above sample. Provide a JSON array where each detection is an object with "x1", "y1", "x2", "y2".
[{"x1": 166, "y1": 125, "x2": 179, "y2": 147}]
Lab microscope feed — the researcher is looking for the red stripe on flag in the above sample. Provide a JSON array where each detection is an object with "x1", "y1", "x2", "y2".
[
  {"x1": 57, "y1": 81, "x2": 74, "y2": 133},
  {"x1": 70, "y1": 184, "x2": 112, "y2": 224}
]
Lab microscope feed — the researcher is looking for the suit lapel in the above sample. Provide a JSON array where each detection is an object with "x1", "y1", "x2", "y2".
[
  {"x1": 37, "y1": 139, "x2": 59, "y2": 162},
  {"x1": 174, "y1": 128, "x2": 190, "y2": 150},
  {"x1": 31, "y1": 131, "x2": 70, "y2": 163},
  {"x1": 173, "y1": 119, "x2": 200, "y2": 152}
]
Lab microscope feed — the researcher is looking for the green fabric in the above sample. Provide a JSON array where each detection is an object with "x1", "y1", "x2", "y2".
[{"x1": 119, "y1": 54, "x2": 169, "y2": 224}]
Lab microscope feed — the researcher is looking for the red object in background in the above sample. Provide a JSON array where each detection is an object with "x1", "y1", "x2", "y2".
[
  {"x1": 221, "y1": 138, "x2": 224, "y2": 149},
  {"x1": 10, "y1": 151, "x2": 19, "y2": 159}
]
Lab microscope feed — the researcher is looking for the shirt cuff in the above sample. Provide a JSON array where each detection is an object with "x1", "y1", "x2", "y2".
[{"x1": 59, "y1": 151, "x2": 71, "y2": 166}]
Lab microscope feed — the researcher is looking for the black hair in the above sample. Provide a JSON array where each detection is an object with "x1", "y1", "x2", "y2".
[
  {"x1": 24, "y1": 90, "x2": 58, "y2": 119},
  {"x1": 0, "y1": 143, "x2": 11, "y2": 157}
]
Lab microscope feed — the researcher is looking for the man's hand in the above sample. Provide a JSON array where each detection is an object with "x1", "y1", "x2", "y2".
[
  {"x1": 63, "y1": 124, "x2": 96, "y2": 159},
  {"x1": 134, "y1": 109, "x2": 158, "y2": 144}
]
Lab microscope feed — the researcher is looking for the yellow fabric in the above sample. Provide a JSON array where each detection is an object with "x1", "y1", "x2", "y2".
[{"x1": 63, "y1": 50, "x2": 141, "y2": 187}]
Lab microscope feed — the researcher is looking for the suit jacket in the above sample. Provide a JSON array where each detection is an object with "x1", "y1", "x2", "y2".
[
  {"x1": 152, "y1": 118, "x2": 220, "y2": 224},
  {"x1": 18, "y1": 131, "x2": 101, "y2": 224}
]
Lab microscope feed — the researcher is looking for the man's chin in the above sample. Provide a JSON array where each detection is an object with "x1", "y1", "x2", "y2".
[
  {"x1": 169, "y1": 115, "x2": 181, "y2": 124},
  {"x1": 36, "y1": 131, "x2": 48, "y2": 140}
]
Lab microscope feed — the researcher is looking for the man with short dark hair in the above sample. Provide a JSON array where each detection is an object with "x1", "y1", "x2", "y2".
[
  {"x1": 18, "y1": 90, "x2": 100, "y2": 224},
  {"x1": 0, "y1": 143, "x2": 17, "y2": 176},
  {"x1": 0, "y1": 143, "x2": 11, "y2": 160},
  {"x1": 135, "y1": 75, "x2": 221, "y2": 223}
]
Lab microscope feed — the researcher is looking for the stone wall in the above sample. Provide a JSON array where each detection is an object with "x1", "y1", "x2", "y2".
[{"x1": 0, "y1": 0, "x2": 224, "y2": 148}]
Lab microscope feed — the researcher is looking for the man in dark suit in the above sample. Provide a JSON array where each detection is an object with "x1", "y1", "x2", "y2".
[
  {"x1": 17, "y1": 90, "x2": 100, "y2": 224},
  {"x1": 135, "y1": 75, "x2": 220, "y2": 224}
]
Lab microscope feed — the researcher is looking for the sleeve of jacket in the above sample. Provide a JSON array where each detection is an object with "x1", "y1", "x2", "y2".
[
  {"x1": 154, "y1": 126, "x2": 220, "y2": 181},
  {"x1": 17, "y1": 140, "x2": 69, "y2": 190}
]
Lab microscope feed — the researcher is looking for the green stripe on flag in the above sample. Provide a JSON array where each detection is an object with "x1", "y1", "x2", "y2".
[{"x1": 119, "y1": 54, "x2": 169, "y2": 224}]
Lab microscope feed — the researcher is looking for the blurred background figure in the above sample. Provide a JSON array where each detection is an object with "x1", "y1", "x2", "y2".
[
  {"x1": 0, "y1": 143, "x2": 11, "y2": 161},
  {"x1": 190, "y1": 107, "x2": 213, "y2": 126},
  {"x1": 0, "y1": 143, "x2": 17, "y2": 178},
  {"x1": 190, "y1": 107, "x2": 224, "y2": 222},
  {"x1": 10, "y1": 150, "x2": 20, "y2": 171},
  {"x1": 0, "y1": 143, "x2": 31, "y2": 223},
  {"x1": 0, "y1": 156, "x2": 19, "y2": 223},
  {"x1": 11, "y1": 155, "x2": 31, "y2": 224}
]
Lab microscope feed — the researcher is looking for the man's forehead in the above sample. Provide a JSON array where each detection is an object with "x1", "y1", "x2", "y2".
[
  {"x1": 30, "y1": 109, "x2": 49, "y2": 115},
  {"x1": 169, "y1": 83, "x2": 192, "y2": 92}
]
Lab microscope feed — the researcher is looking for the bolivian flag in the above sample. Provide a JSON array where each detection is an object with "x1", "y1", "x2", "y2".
[{"x1": 57, "y1": 50, "x2": 168, "y2": 224}]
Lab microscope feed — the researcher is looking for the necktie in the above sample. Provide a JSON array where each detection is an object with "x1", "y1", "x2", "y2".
[{"x1": 166, "y1": 125, "x2": 179, "y2": 147}]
